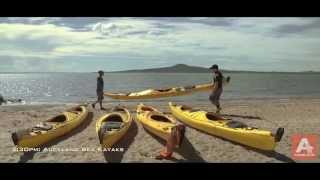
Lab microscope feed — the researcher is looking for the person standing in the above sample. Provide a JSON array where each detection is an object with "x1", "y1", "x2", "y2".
[
  {"x1": 0, "y1": 94, "x2": 4, "y2": 105},
  {"x1": 92, "y1": 70, "x2": 106, "y2": 110},
  {"x1": 209, "y1": 64, "x2": 223, "y2": 113}
]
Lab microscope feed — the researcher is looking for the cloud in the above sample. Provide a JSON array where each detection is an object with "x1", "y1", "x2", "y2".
[
  {"x1": 0, "y1": 17, "x2": 320, "y2": 72},
  {"x1": 90, "y1": 22, "x2": 133, "y2": 37},
  {"x1": 272, "y1": 18, "x2": 320, "y2": 35},
  {"x1": 87, "y1": 18, "x2": 174, "y2": 38},
  {"x1": 0, "y1": 23, "x2": 100, "y2": 58},
  {"x1": 4, "y1": 17, "x2": 62, "y2": 25},
  {"x1": 135, "y1": 17, "x2": 236, "y2": 28}
]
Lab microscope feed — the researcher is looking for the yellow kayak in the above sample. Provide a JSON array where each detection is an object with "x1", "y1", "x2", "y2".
[
  {"x1": 105, "y1": 76, "x2": 230, "y2": 100},
  {"x1": 105, "y1": 87, "x2": 192, "y2": 100},
  {"x1": 136, "y1": 103, "x2": 177, "y2": 140},
  {"x1": 191, "y1": 76, "x2": 231, "y2": 92},
  {"x1": 96, "y1": 106, "x2": 132, "y2": 148},
  {"x1": 11, "y1": 105, "x2": 88, "y2": 148},
  {"x1": 169, "y1": 102, "x2": 284, "y2": 151}
]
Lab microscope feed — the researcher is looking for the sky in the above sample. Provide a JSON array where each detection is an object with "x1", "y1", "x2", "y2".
[{"x1": 0, "y1": 17, "x2": 319, "y2": 72}]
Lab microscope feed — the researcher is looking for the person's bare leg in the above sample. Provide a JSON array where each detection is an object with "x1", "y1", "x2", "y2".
[
  {"x1": 176, "y1": 125, "x2": 185, "y2": 148},
  {"x1": 99, "y1": 100, "x2": 103, "y2": 110},
  {"x1": 216, "y1": 103, "x2": 221, "y2": 113},
  {"x1": 156, "y1": 126, "x2": 181, "y2": 160},
  {"x1": 157, "y1": 137, "x2": 174, "y2": 160},
  {"x1": 92, "y1": 100, "x2": 98, "y2": 109},
  {"x1": 100, "y1": 99, "x2": 106, "y2": 110}
]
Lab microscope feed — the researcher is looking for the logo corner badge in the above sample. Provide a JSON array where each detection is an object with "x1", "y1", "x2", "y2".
[{"x1": 291, "y1": 134, "x2": 317, "y2": 160}]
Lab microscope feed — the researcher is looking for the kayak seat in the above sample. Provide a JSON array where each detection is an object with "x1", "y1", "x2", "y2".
[
  {"x1": 206, "y1": 113, "x2": 222, "y2": 121},
  {"x1": 33, "y1": 122, "x2": 53, "y2": 131},
  {"x1": 98, "y1": 121, "x2": 124, "y2": 142},
  {"x1": 181, "y1": 105, "x2": 200, "y2": 112},
  {"x1": 150, "y1": 115, "x2": 171, "y2": 123},
  {"x1": 98, "y1": 121, "x2": 123, "y2": 143},
  {"x1": 47, "y1": 115, "x2": 67, "y2": 123},
  {"x1": 226, "y1": 121, "x2": 248, "y2": 128},
  {"x1": 157, "y1": 88, "x2": 172, "y2": 92},
  {"x1": 102, "y1": 121, "x2": 123, "y2": 131},
  {"x1": 106, "y1": 114, "x2": 124, "y2": 122}
]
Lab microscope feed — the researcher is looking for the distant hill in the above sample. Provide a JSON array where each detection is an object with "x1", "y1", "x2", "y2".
[
  {"x1": 111, "y1": 64, "x2": 243, "y2": 73},
  {"x1": 110, "y1": 64, "x2": 265, "y2": 73},
  {"x1": 109, "y1": 64, "x2": 320, "y2": 73},
  {"x1": 112, "y1": 64, "x2": 211, "y2": 73}
]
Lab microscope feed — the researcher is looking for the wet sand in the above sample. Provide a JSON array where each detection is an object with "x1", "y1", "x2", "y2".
[{"x1": 1, "y1": 98, "x2": 319, "y2": 163}]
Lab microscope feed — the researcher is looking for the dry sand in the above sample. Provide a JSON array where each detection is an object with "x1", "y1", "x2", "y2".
[{"x1": 1, "y1": 98, "x2": 319, "y2": 163}]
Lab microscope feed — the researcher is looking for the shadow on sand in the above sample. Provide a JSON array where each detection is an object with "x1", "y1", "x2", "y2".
[
  {"x1": 144, "y1": 128, "x2": 206, "y2": 163},
  {"x1": 188, "y1": 126, "x2": 295, "y2": 163},
  {"x1": 18, "y1": 112, "x2": 94, "y2": 163},
  {"x1": 103, "y1": 120, "x2": 138, "y2": 163},
  {"x1": 252, "y1": 149, "x2": 295, "y2": 163}
]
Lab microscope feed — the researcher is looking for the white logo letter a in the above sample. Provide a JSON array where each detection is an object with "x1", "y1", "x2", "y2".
[{"x1": 296, "y1": 138, "x2": 314, "y2": 154}]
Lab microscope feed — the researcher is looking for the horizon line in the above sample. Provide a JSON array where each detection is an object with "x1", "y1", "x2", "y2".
[{"x1": 0, "y1": 64, "x2": 319, "y2": 73}]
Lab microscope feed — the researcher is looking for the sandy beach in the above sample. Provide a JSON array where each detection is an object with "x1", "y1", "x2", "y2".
[{"x1": 1, "y1": 98, "x2": 319, "y2": 163}]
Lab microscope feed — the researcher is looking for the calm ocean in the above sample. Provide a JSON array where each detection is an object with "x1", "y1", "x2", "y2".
[{"x1": 1, "y1": 72, "x2": 320, "y2": 105}]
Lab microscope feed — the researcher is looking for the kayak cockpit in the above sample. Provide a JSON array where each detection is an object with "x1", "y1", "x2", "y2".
[
  {"x1": 157, "y1": 88, "x2": 172, "y2": 92},
  {"x1": 150, "y1": 115, "x2": 172, "y2": 123},
  {"x1": 47, "y1": 115, "x2": 67, "y2": 123},
  {"x1": 98, "y1": 115, "x2": 124, "y2": 143},
  {"x1": 141, "y1": 106, "x2": 155, "y2": 112},
  {"x1": 181, "y1": 105, "x2": 200, "y2": 112},
  {"x1": 105, "y1": 114, "x2": 124, "y2": 123},
  {"x1": 206, "y1": 113, "x2": 222, "y2": 121},
  {"x1": 67, "y1": 106, "x2": 83, "y2": 114}
]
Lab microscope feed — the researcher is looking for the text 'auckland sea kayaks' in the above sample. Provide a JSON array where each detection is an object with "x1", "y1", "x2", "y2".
[
  {"x1": 104, "y1": 76, "x2": 231, "y2": 100},
  {"x1": 11, "y1": 105, "x2": 89, "y2": 148},
  {"x1": 169, "y1": 102, "x2": 284, "y2": 151},
  {"x1": 96, "y1": 106, "x2": 132, "y2": 148}
]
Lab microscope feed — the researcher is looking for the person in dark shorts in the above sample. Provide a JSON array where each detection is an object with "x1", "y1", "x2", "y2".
[
  {"x1": 92, "y1": 70, "x2": 106, "y2": 110},
  {"x1": 209, "y1": 64, "x2": 223, "y2": 113},
  {"x1": 0, "y1": 94, "x2": 4, "y2": 105}
]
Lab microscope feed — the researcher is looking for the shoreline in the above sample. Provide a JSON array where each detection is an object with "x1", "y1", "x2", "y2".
[
  {"x1": 1, "y1": 97, "x2": 319, "y2": 163},
  {"x1": 0, "y1": 96, "x2": 320, "y2": 108}
]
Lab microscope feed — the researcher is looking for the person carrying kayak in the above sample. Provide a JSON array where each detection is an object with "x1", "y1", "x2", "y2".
[
  {"x1": 92, "y1": 70, "x2": 106, "y2": 110},
  {"x1": 209, "y1": 64, "x2": 223, "y2": 113}
]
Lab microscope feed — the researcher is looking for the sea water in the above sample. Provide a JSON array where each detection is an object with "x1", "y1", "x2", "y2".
[{"x1": 1, "y1": 72, "x2": 320, "y2": 104}]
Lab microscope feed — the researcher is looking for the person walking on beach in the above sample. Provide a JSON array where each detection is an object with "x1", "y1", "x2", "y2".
[
  {"x1": 92, "y1": 70, "x2": 106, "y2": 110},
  {"x1": 0, "y1": 94, "x2": 4, "y2": 105},
  {"x1": 209, "y1": 64, "x2": 223, "y2": 113}
]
